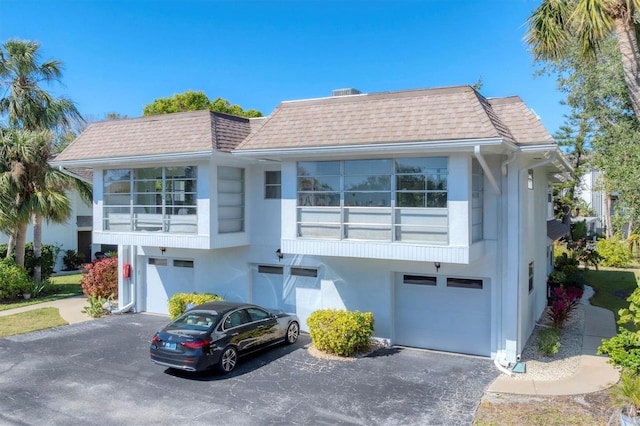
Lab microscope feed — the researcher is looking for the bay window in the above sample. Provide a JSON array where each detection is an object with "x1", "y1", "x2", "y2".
[
  {"x1": 296, "y1": 157, "x2": 449, "y2": 243},
  {"x1": 103, "y1": 166, "x2": 197, "y2": 233}
]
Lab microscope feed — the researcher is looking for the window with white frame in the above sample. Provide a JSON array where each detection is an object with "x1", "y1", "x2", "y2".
[
  {"x1": 218, "y1": 166, "x2": 245, "y2": 233},
  {"x1": 265, "y1": 171, "x2": 281, "y2": 199},
  {"x1": 528, "y1": 261, "x2": 534, "y2": 292},
  {"x1": 296, "y1": 158, "x2": 448, "y2": 243},
  {"x1": 472, "y1": 159, "x2": 484, "y2": 242},
  {"x1": 103, "y1": 166, "x2": 197, "y2": 233}
]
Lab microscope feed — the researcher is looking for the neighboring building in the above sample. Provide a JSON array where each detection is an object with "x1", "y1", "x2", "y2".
[
  {"x1": 51, "y1": 85, "x2": 571, "y2": 365},
  {"x1": 576, "y1": 169, "x2": 606, "y2": 236},
  {"x1": 0, "y1": 168, "x2": 97, "y2": 270}
]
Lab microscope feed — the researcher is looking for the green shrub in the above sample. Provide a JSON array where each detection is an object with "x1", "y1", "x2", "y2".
[
  {"x1": 62, "y1": 249, "x2": 86, "y2": 270},
  {"x1": 538, "y1": 327, "x2": 561, "y2": 356},
  {"x1": 168, "y1": 293, "x2": 224, "y2": 319},
  {"x1": 81, "y1": 257, "x2": 118, "y2": 299},
  {"x1": 306, "y1": 309, "x2": 374, "y2": 357},
  {"x1": 82, "y1": 295, "x2": 113, "y2": 318},
  {"x1": 598, "y1": 328, "x2": 640, "y2": 375},
  {"x1": 0, "y1": 259, "x2": 31, "y2": 300},
  {"x1": 598, "y1": 236, "x2": 633, "y2": 268},
  {"x1": 0, "y1": 243, "x2": 59, "y2": 280},
  {"x1": 30, "y1": 278, "x2": 53, "y2": 298}
]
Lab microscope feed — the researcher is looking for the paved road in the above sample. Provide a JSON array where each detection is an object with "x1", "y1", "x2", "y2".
[{"x1": 0, "y1": 314, "x2": 498, "y2": 425}]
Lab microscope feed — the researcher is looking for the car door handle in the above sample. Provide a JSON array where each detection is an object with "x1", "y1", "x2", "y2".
[{"x1": 231, "y1": 332, "x2": 239, "y2": 336}]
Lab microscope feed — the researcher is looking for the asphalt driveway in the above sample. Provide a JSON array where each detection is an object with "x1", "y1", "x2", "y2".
[{"x1": 0, "y1": 314, "x2": 498, "y2": 425}]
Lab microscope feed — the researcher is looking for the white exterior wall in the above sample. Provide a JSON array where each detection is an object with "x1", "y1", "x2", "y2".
[{"x1": 105, "y1": 150, "x2": 556, "y2": 362}]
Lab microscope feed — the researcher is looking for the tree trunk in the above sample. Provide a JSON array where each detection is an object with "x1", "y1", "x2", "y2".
[
  {"x1": 5, "y1": 229, "x2": 16, "y2": 260},
  {"x1": 614, "y1": 18, "x2": 640, "y2": 121},
  {"x1": 604, "y1": 194, "x2": 613, "y2": 238},
  {"x1": 14, "y1": 222, "x2": 28, "y2": 268},
  {"x1": 33, "y1": 213, "x2": 42, "y2": 282}
]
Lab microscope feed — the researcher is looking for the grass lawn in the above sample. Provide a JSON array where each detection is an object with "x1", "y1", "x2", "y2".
[
  {"x1": 0, "y1": 307, "x2": 68, "y2": 338},
  {"x1": 585, "y1": 266, "x2": 640, "y2": 331},
  {"x1": 0, "y1": 273, "x2": 83, "y2": 312}
]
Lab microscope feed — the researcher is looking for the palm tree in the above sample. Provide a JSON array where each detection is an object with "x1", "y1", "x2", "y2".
[
  {"x1": 0, "y1": 39, "x2": 85, "y2": 278},
  {"x1": 526, "y1": 0, "x2": 640, "y2": 120}
]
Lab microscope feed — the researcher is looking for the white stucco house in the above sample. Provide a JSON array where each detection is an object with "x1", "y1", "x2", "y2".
[{"x1": 51, "y1": 85, "x2": 571, "y2": 364}]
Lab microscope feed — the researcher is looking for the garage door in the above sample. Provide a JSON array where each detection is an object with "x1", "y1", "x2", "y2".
[
  {"x1": 394, "y1": 274, "x2": 490, "y2": 356},
  {"x1": 145, "y1": 258, "x2": 194, "y2": 314},
  {"x1": 252, "y1": 265, "x2": 293, "y2": 311}
]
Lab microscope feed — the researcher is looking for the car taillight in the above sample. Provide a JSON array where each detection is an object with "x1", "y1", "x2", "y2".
[
  {"x1": 181, "y1": 339, "x2": 210, "y2": 349},
  {"x1": 151, "y1": 335, "x2": 161, "y2": 343}
]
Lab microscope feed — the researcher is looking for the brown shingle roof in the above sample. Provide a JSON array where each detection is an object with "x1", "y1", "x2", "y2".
[
  {"x1": 488, "y1": 96, "x2": 554, "y2": 144},
  {"x1": 236, "y1": 86, "x2": 550, "y2": 151},
  {"x1": 54, "y1": 110, "x2": 252, "y2": 162}
]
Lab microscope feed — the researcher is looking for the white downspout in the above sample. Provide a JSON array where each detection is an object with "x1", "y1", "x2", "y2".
[
  {"x1": 493, "y1": 151, "x2": 518, "y2": 373},
  {"x1": 111, "y1": 245, "x2": 135, "y2": 314}
]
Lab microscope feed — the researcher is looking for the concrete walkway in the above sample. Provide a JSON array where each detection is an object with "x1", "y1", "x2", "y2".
[
  {"x1": 487, "y1": 291, "x2": 620, "y2": 396},
  {"x1": 0, "y1": 295, "x2": 93, "y2": 324}
]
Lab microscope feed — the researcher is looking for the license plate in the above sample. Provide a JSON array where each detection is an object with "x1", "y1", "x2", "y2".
[{"x1": 164, "y1": 342, "x2": 177, "y2": 350}]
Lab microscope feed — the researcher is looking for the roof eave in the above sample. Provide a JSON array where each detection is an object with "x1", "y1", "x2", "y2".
[
  {"x1": 51, "y1": 150, "x2": 214, "y2": 169},
  {"x1": 233, "y1": 137, "x2": 516, "y2": 160}
]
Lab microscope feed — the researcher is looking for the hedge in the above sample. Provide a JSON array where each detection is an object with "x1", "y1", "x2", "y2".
[
  {"x1": 168, "y1": 293, "x2": 224, "y2": 319},
  {"x1": 307, "y1": 309, "x2": 374, "y2": 357}
]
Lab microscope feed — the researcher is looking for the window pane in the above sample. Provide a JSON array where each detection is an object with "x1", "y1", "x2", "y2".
[
  {"x1": 403, "y1": 275, "x2": 437, "y2": 285},
  {"x1": 426, "y1": 192, "x2": 447, "y2": 208},
  {"x1": 174, "y1": 260, "x2": 194, "y2": 268},
  {"x1": 148, "y1": 258, "x2": 168, "y2": 266},
  {"x1": 345, "y1": 175, "x2": 391, "y2": 191},
  {"x1": 395, "y1": 157, "x2": 447, "y2": 173},
  {"x1": 344, "y1": 192, "x2": 390, "y2": 207},
  {"x1": 265, "y1": 186, "x2": 281, "y2": 199},
  {"x1": 345, "y1": 159, "x2": 392, "y2": 175},
  {"x1": 265, "y1": 171, "x2": 281, "y2": 184},
  {"x1": 397, "y1": 175, "x2": 425, "y2": 191},
  {"x1": 297, "y1": 176, "x2": 340, "y2": 191},
  {"x1": 298, "y1": 192, "x2": 340, "y2": 207},
  {"x1": 427, "y1": 175, "x2": 447, "y2": 190},
  {"x1": 447, "y1": 278, "x2": 482, "y2": 289},
  {"x1": 104, "y1": 169, "x2": 130, "y2": 184},
  {"x1": 258, "y1": 265, "x2": 284, "y2": 275},
  {"x1": 291, "y1": 267, "x2": 318, "y2": 277},
  {"x1": 298, "y1": 161, "x2": 340, "y2": 176},
  {"x1": 397, "y1": 192, "x2": 425, "y2": 207}
]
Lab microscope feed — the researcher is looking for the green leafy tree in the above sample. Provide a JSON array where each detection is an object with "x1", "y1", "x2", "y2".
[
  {"x1": 143, "y1": 90, "x2": 263, "y2": 118},
  {"x1": 538, "y1": 33, "x2": 640, "y2": 237},
  {"x1": 527, "y1": 0, "x2": 640, "y2": 121},
  {"x1": 0, "y1": 39, "x2": 89, "y2": 280}
]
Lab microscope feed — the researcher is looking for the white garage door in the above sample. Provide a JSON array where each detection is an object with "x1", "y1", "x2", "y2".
[
  {"x1": 252, "y1": 265, "x2": 299, "y2": 311},
  {"x1": 145, "y1": 258, "x2": 194, "y2": 314},
  {"x1": 394, "y1": 274, "x2": 490, "y2": 356}
]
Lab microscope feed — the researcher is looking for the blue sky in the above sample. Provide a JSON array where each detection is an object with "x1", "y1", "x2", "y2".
[{"x1": 0, "y1": 0, "x2": 569, "y2": 135}]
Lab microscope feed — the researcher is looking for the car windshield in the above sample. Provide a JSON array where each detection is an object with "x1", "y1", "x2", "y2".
[{"x1": 169, "y1": 312, "x2": 218, "y2": 332}]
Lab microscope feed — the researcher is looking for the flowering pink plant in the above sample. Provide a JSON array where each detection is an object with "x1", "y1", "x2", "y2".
[{"x1": 548, "y1": 286, "x2": 583, "y2": 328}]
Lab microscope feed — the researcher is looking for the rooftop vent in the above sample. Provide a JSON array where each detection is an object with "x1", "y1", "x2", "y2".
[{"x1": 332, "y1": 88, "x2": 362, "y2": 97}]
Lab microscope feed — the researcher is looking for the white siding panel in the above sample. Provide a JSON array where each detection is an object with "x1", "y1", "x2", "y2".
[{"x1": 282, "y1": 238, "x2": 470, "y2": 263}]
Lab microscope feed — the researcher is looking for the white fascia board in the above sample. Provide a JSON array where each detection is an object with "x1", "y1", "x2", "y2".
[
  {"x1": 232, "y1": 138, "x2": 516, "y2": 160},
  {"x1": 50, "y1": 151, "x2": 213, "y2": 168},
  {"x1": 518, "y1": 144, "x2": 573, "y2": 173}
]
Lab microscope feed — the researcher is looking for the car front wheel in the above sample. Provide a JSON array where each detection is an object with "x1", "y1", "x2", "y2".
[
  {"x1": 218, "y1": 346, "x2": 238, "y2": 373},
  {"x1": 285, "y1": 322, "x2": 299, "y2": 344}
]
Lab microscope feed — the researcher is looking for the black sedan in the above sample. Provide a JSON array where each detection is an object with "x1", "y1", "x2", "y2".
[{"x1": 150, "y1": 301, "x2": 300, "y2": 373}]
